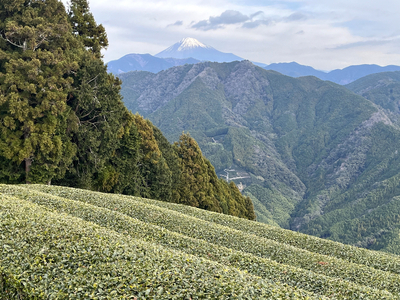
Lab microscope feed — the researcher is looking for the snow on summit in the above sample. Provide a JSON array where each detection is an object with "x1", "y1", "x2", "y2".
[
  {"x1": 177, "y1": 38, "x2": 210, "y2": 51},
  {"x1": 155, "y1": 38, "x2": 243, "y2": 62},
  {"x1": 156, "y1": 38, "x2": 212, "y2": 57}
]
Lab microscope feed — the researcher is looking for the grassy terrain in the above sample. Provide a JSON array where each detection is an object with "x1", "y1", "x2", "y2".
[{"x1": 1, "y1": 184, "x2": 400, "y2": 299}]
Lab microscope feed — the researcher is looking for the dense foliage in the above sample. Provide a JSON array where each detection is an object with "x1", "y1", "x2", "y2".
[
  {"x1": 346, "y1": 71, "x2": 400, "y2": 120},
  {"x1": 1, "y1": 184, "x2": 400, "y2": 299},
  {"x1": 0, "y1": 0, "x2": 255, "y2": 220},
  {"x1": 0, "y1": 0, "x2": 78, "y2": 183},
  {"x1": 0, "y1": 188, "x2": 287, "y2": 299},
  {"x1": 173, "y1": 133, "x2": 255, "y2": 219},
  {"x1": 120, "y1": 61, "x2": 400, "y2": 254}
]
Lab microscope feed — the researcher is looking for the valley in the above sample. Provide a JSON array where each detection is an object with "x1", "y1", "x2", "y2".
[{"x1": 120, "y1": 61, "x2": 400, "y2": 255}]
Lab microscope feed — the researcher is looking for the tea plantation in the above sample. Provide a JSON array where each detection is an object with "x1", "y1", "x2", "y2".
[{"x1": 1, "y1": 184, "x2": 400, "y2": 299}]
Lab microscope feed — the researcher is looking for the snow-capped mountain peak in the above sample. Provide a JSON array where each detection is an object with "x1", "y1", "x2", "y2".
[
  {"x1": 177, "y1": 37, "x2": 210, "y2": 51},
  {"x1": 155, "y1": 37, "x2": 243, "y2": 62}
]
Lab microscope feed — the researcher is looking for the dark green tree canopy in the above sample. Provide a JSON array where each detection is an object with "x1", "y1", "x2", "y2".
[
  {"x1": 68, "y1": 0, "x2": 108, "y2": 58},
  {"x1": 173, "y1": 133, "x2": 256, "y2": 220},
  {"x1": 0, "y1": 0, "x2": 256, "y2": 222},
  {"x1": 0, "y1": 0, "x2": 79, "y2": 183}
]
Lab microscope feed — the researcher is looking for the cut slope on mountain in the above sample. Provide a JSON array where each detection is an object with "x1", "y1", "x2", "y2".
[
  {"x1": 1, "y1": 184, "x2": 400, "y2": 298},
  {"x1": 120, "y1": 60, "x2": 400, "y2": 254},
  {"x1": 155, "y1": 37, "x2": 243, "y2": 62}
]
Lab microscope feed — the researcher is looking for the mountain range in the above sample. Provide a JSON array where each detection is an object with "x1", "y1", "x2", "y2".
[
  {"x1": 106, "y1": 53, "x2": 200, "y2": 74},
  {"x1": 107, "y1": 37, "x2": 241, "y2": 74},
  {"x1": 107, "y1": 37, "x2": 400, "y2": 85},
  {"x1": 269, "y1": 62, "x2": 400, "y2": 85},
  {"x1": 119, "y1": 60, "x2": 400, "y2": 254}
]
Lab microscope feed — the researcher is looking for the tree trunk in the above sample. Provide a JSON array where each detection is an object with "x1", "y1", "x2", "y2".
[{"x1": 25, "y1": 157, "x2": 32, "y2": 184}]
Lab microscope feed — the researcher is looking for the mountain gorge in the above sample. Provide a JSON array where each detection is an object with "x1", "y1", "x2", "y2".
[{"x1": 120, "y1": 61, "x2": 400, "y2": 254}]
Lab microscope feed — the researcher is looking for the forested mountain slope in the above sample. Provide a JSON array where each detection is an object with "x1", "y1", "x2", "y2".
[
  {"x1": 1, "y1": 184, "x2": 400, "y2": 298},
  {"x1": 346, "y1": 71, "x2": 400, "y2": 118},
  {"x1": 120, "y1": 61, "x2": 400, "y2": 254}
]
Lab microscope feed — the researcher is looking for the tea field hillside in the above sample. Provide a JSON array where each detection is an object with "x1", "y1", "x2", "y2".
[{"x1": 1, "y1": 184, "x2": 400, "y2": 299}]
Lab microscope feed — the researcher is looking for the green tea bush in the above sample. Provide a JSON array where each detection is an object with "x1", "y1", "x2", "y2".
[
  {"x1": 7, "y1": 184, "x2": 400, "y2": 295},
  {"x1": 1, "y1": 185, "x2": 394, "y2": 299},
  {"x1": 0, "y1": 194, "x2": 318, "y2": 299},
  {"x1": 130, "y1": 189, "x2": 400, "y2": 275},
  {"x1": 32, "y1": 184, "x2": 400, "y2": 275}
]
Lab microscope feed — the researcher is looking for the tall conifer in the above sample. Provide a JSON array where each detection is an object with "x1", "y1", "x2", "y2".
[
  {"x1": 133, "y1": 114, "x2": 172, "y2": 200},
  {"x1": 56, "y1": 0, "x2": 134, "y2": 190},
  {"x1": 174, "y1": 133, "x2": 219, "y2": 210},
  {"x1": 68, "y1": 0, "x2": 108, "y2": 58},
  {"x1": 173, "y1": 132, "x2": 256, "y2": 219},
  {"x1": 0, "y1": 0, "x2": 78, "y2": 183}
]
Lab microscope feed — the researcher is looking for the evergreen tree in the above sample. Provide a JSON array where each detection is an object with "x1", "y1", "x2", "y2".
[
  {"x1": 54, "y1": 0, "x2": 134, "y2": 191},
  {"x1": 151, "y1": 124, "x2": 180, "y2": 199},
  {"x1": 0, "y1": 0, "x2": 78, "y2": 183},
  {"x1": 57, "y1": 56, "x2": 133, "y2": 190},
  {"x1": 173, "y1": 132, "x2": 256, "y2": 219},
  {"x1": 133, "y1": 114, "x2": 172, "y2": 201},
  {"x1": 204, "y1": 159, "x2": 227, "y2": 212},
  {"x1": 227, "y1": 181, "x2": 256, "y2": 220},
  {"x1": 244, "y1": 194, "x2": 257, "y2": 220},
  {"x1": 173, "y1": 133, "x2": 220, "y2": 211},
  {"x1": 109, "y1": 120, "x2": 144, "y2": 195},
  {"x1": 68, "y1": 0, "x2": 108, "y2": 58}
]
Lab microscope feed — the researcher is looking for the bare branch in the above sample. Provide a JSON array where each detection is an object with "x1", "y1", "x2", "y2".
[
  {"x1": 78, "y1": 108, "x2": 95, "y2": 119},
  {"x1": 0, "y1": 32, "x2": 26, "y2": 50},
  {"x1": 33, "y1": 34, "x2": 48, "y2": 51},
  {"x1": 86, "y1": 74, "x2": 100, "y2": 85},
  {"x1": 1, "y1": 29, "x2": 50, "y2": 52}
]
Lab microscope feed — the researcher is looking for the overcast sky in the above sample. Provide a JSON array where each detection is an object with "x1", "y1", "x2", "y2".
[{"x1": 71, "y1": 0, "x2": 400, "y2": 71}]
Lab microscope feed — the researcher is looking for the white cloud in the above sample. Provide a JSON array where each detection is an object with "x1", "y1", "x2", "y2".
[{"x1": 66, "y1": 0, "x2": 400, "y2": 70}]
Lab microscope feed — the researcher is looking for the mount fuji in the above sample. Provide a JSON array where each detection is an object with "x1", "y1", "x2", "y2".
[
  {"x1": 155, "y1": 37, "x2": 243, "y2": 63},
  {"x1": 107, "y1": 38, "x2": 400, "y2": 84}
]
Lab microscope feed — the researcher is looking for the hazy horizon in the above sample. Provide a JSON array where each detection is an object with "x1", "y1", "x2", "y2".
[{"x1": 65, "y1": 0, "x2": 400, "y2": 71}]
